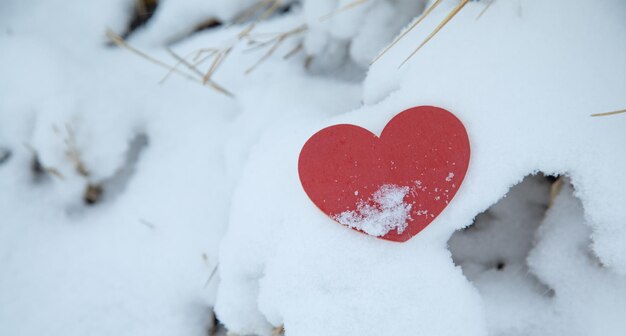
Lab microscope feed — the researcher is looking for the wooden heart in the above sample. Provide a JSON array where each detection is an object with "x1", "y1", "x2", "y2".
[{"x1": 298, "y1": 106, "x2": 470, "y2": 242}]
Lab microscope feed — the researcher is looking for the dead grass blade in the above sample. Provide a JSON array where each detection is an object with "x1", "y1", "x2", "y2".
[
  {"x1": 107, "y1": 29, "x2": 233, "y2": 97},
  {"x1": 23, "y1": 143, "x2": 66, "y2": 180},
  {"x1": 283, "y1": 42, "x2": 303, "y2": 59},
  {"x1": 371, "y1": 0, "x2": 443, "y2": 65},
  {"x1": 319, "y1": 0, "x2": 369, "y2": 22},
  {"x1": 107, "y1": 29, "x2": 199, "y2": 83},
  {"x1": 239, "y1": 0, "x2": 282, "y2": 39},
  {"x1": 591, "y1": 109, "x2": 626, "y2": 117},
  {"x1": 245, "y1": 24, "x2": 307, "y2": 74},
  {"x1": 203, "y1": 47, "x2": 233, "y2": 85},
  {"x1": 167, "y1": 49, "x2": 233, "y2": 97},
  {"x1": 64, "y1": 124, "x2": 89, "y2": 177},
  {"x1": 233, "y1": 0, "x2": 271, "y2": 24},
  {"x1": 159, "y1": 48, "x2": 218, "y2": 84},
  {"x1": 400, "y1": 0, "x2": 470, "y2": 68},
  {"x1": 204, "y1": 263, "x2": 219, "y2": 288},
  {"x1": 548, "y1": 176, "x2": 563, "y2": 208},
  {"x1": 135, "y1": 0, "x2": 157, "y2": 17},
  {"x1": 476, "y1": 0, "x2": 495, "y2": 20},
  {"x1": 271, "y1": 325, "x2": 285, "y2": 336}
]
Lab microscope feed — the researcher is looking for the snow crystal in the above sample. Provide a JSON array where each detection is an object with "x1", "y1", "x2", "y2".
[
  {"x1": 446, "y1": 172, "x2": 454, "y2": 182},
  {"x1": 334, "y1": 184, "x2": 412, "y2": 237}
]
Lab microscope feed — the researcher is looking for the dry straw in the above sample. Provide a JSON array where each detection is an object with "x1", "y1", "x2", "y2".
[
  {"x1": 108, "y1": 0, "x2": 308, "y2": 96},
  {"x1": 591, "y1": 109, "x2": 626, "y2": 117},
  {"x1": 373, "y1": 0, "x2": 471, "y2": 67},
  {"x1": 245, "y1": 24, "x2": 308, "y2": 74},
  {"x1": 106, "y1": 30, "x2": 234, "y2": 96},
  {"x1": 319, "y1": 0, "x2": 369, "y2": 22}
]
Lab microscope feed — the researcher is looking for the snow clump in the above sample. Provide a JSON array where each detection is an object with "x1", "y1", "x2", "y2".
[{"x1": 334, "y1": 184, "x2": 412, "y2": 236}]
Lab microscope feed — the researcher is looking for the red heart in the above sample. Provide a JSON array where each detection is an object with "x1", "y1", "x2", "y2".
[{"x1": 298, "y1": 106, "x2": 470, "y2": 242}]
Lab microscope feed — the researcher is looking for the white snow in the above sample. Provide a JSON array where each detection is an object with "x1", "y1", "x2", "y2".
[
  {"x1": 528, "y1": 180, "x2": 626, "y2": 335},
  {"x1": 217, "y1": 0, "x2": 626, "y2": 335},
  {"x1": 334, "y1": 184, "x2": 412, "y2": 236},
  {"x1": 302, "y1": 0, "x2": 427, "y2": 70},
  {"x1": 1, "y1": 0, "x2": 625, "y2": 336}
]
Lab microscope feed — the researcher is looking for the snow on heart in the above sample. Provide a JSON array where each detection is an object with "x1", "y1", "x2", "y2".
[{"x1": 334, "y1": 184, "x2": 413, "y2": 237}]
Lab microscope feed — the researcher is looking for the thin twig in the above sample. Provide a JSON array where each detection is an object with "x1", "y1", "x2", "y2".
[
  {"x1": 591, "y1": 109, "x2": 626, "y2": 117},
  {"x1": 371, "y1": 0, "x2": 443, "y2": 65},
  {"x1": 400, "y1": 0, "x2": 470, "y2": 68},
  {"x1": 319, "y1": 0, "x2": 369, "y2": 22}
]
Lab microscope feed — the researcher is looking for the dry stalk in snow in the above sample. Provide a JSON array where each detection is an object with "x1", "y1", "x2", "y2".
[
  {"x1": 24, "y1": 143, "x2": 65, "y2": 180},
  {"x1": 476, "y1": 0, "x2": 496, "y2": 20},
  {"x1": 109, "y1": 0, "x2": 303, "y2": 95},
  {"x1": 271, "y1": 325, "x2": 285, "y2": 336},
  {"x1": 548, "y1": 176, "x2": 563, "y2": 208},
  {"x1": 399, "y1": 0, "x2": 470, "y2": 67},
  {"x1": 319, "y1": 0, "x2": 369, "y2": 21},
  {"x1": 134, "y1": 0, "x2": 157, "y2": 18},
  {"x1": 60, "y1": 124, "x2": 89, "y2": 178},
  {"x1": 591, "y1": 109, "x2": 626, "y2": 117},
  {"x1": 106, "y1": 30, "x2": 233, "y2": 97},
  {"x1": 238, "y1": 0, "x2": 284, "y2": 39},
  {"x1": 372, "y1": 0, "x2": 471, "y2": 67},
  {"x1": 244, "y1": 24, "x2": 308, "y2": 74}
]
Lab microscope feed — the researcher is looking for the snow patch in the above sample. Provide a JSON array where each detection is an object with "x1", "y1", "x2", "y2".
[{"x1": 334, "y1": 184, "x2": 412, "y2": 237}]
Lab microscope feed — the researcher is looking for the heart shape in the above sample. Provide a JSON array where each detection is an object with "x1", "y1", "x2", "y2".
[{"x1": 298, "y1": 106, "x2": 470, "y2": 242}]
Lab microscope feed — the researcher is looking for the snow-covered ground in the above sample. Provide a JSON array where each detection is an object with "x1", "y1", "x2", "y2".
[{"x1": 1, "y1": 0, "x2": 625, "y2": 335}]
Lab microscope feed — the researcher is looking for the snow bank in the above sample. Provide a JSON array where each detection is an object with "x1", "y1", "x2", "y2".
[
  {"x1": 129, "y1": 0, "x2": 263, "y2": 46},
  {"x1": 449, "y1": 174, "x2": 555, "y2": 334},
  {"x1": 528, "y1": 181, "x2": 626, "y2": 336},
  {"x1": 303, "y1": 0, "x2": 426, "y2": 69},
  {"x1": 363, "y1": 0, "x2": 626, "y2": 273},
  {"x1": 216, "y1": 116, "x2": 484, "y2": 335},
  {"x1": 0, "y1": 2, "x2": 360, "y2": 335},
  {"x1": 1, "y1": 0, "x2": 625, "y2": 335},
  {"x1": 217, "y1": 0, "x2": 626, "y2": 335}
]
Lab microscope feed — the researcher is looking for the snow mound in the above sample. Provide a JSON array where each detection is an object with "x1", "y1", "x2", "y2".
[
  {"x1": 217, "y1": 0, "x2": 626, "y2": 335},
  {"x1": 334, "y1": 184, "x2": 411, "y2": 236},
  {"x1": 528, "y1": 180, "x2": 626, "y2": 335},
  {"x1": 1, "y1": 0, "x2": 625, "y2": 335},
  {"x1": 302, "y1": 0, "x2": 426, "y2": 69}
]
